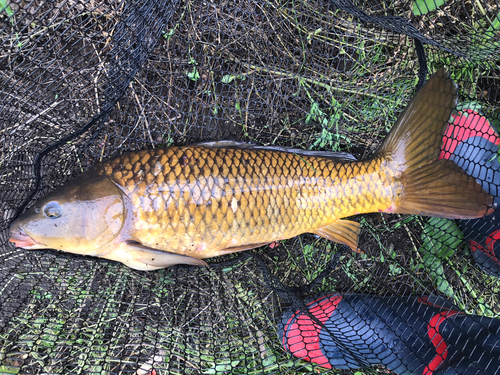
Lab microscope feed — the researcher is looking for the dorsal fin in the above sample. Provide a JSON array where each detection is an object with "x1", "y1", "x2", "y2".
[{"x1": 191, "y1": 140, "x2": 357, "y2": 163}]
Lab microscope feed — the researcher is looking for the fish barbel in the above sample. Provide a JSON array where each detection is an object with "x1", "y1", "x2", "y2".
[{"x1": 9, "y1": 70, "x2": 495, "y2": 270}]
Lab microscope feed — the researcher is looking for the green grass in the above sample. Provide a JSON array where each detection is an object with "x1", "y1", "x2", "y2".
[
  {"x1": 212, "y1": 2, "x2": 421, "y2": 153},
  {"x1": 0, "y1": 256, "x2": 385, "y2": 375},
  {"x1": 0, "y1": 263, "x2": 152, "y2": 374},
  {"x1": 356, "y1": 214, "x2": 500, "y2": 317}
]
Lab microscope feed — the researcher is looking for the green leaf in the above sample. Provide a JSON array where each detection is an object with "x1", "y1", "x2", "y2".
[
  {"x1": 412, "y1": 0, "x2": 446, "y2": 16},
  {"x1": 305, "y1": 102, "x2": 320, "y2": 124},
  {"x1": 0, "y1": 0, "x2": 13, "y2": 17},
  {"x1": 0, "y1": 365, "x2": 20, "y2": 374},
  {"x1": 421, "y1": 217, "x2": 463, "y2": 260},
  {"x1": 221, "y1": 74, "x2": 245, "y2": 84},
  {"x1": 262, "y1": 355, "x2": 277, "y2": 367},
  {"x1": 422, "y1": 252, "x2": 454, "y2": 297},
  {"x1": 389, "y1": 264, "x2": 402, "y2": 275},
  {"x1": 482, "y1": 13, "x2": 500, "y2": 46},
  {"x1": 417, "y1": 218, "x2": 462, "y2": 297},
  {"x1": 162, "y1": 29, "x2": 175, "y2": 40},
  {"x1": 222, "y1": 74, "x2": 235, "y2": 84},
  {"x1": 455, "y1": 101, "x2": 483, "y2": 113},
  {"x1": 186, "y1": 67, "x2": 200, "y2": 81},
  {"x1": 393, "y1": 215, "x2": 416, "y2": 229},
  {"x1": 486, "y1": 13, "x2": 500, "y2": 34}
]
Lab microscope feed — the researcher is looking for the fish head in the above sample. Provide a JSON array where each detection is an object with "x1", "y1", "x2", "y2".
[{"x1": 9, "y1": 174, "x2": 125, "y2": 255}]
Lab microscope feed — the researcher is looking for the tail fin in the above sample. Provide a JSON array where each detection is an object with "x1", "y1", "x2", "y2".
[{"x1": 378, "y1": 69, "x2": 494, "y2": 219}]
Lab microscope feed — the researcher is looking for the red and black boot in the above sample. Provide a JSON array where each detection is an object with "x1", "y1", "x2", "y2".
[
  {"x1": 439, "y1": 109, "x2": 500, "y2": 277},
  {"x1": 279, "y1": 293, "x2": 500, "y2": 374}
]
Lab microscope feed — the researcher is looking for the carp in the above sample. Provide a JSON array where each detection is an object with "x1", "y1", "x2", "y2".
[{"x1": 9, "y1": 69, "x2": 494, "y2": 270}]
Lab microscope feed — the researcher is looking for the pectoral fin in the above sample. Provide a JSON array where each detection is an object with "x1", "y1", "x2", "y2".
[
  {"x1": 124, "y1": 240, "x2": 208, "y2": 268},
  {"x1": 313, "y1": 220, "x2": 361, "y2": 252}
]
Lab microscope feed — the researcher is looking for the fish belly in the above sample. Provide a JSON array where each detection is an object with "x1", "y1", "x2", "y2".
[{"x1": 96, "y1": 147, "x2": 396, "y2": 258}]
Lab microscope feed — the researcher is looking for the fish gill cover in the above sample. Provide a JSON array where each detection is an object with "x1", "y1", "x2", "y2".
[{"x1": 0, "y1": 0, "x2": 499, "y2": 374}]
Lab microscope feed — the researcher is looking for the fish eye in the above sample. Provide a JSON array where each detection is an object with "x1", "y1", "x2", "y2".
[
  {"x1": 34, "y1": 207, "x2": 40, "y2": 213},
  {"x1": 43, "y1": 202, "x2": 62, "y2": 219}
]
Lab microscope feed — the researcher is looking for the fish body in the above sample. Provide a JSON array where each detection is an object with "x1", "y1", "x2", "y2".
[
  {"x1": 95, "y1": 147, "x2": 392, "y2": 259},
  {"x1": 9, "y1": 70, "x2": 495, "y2": 270}
]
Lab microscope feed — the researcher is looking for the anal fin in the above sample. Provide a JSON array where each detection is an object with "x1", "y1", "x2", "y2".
[{"x1": 313, "y1": 220, "x2": 361, "y2": 252}]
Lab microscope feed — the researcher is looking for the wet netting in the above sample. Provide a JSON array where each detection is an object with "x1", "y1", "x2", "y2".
[{"x1": 1, "y1": 0, "x2": 500, "y2": 374}]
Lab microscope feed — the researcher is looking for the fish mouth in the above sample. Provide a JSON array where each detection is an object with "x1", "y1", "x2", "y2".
[{"x1": 9, "y1": 228, "x2": 42, "y2": 248}]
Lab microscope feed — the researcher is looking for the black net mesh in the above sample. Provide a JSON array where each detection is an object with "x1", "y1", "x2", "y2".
[{"x1": 1, "y1": 0, "x2": 499, "y2": 374}]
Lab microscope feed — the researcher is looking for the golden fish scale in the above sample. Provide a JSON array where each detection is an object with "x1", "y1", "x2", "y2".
[{"x1": 95, "y1": 147, "x2": 398, "y2": 258}]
